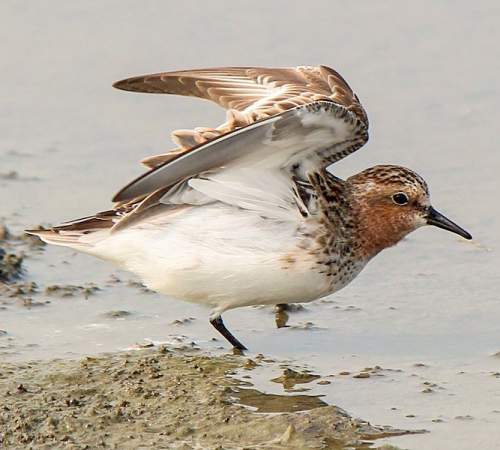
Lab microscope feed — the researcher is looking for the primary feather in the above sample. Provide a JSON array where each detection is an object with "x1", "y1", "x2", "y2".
[{"x1": 112, "y1": 66, "x2": 369, "y2": 209}]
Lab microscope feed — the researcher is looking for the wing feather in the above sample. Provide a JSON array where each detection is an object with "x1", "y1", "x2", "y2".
[
  {"x1": 113, "y1": 65, "x2": 367, "y2": 121},
  {"x1": 113, "y1": 65, "x2": 367, "y2": 175},
  {"x1": 113, "y1": 100, "x2": 367, "y2": 203},
  {"x1": 108, "y1": 65, "x2": 369, "y2": 229}
]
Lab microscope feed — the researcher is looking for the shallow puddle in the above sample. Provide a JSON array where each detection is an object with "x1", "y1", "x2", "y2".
[{"x1": 234, "y1": 387, "x2": 328, "y2": 413}]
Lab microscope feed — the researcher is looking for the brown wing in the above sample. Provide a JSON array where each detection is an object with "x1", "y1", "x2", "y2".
[
  {"x1": 113, "y1": 100, "x2": 368, "y2": 203},
  {"x1": 32, "y1": 66, "x2": 370, "y2": 237},
  {"x1": 113, "y1": 65, "x2": 367, "y2": 124},
  {"x1": 114, "y1": 66, "x2": 368, "y2": 171},
  {"x1": 111, "y1": 65, "x2": 369, "y2": 223}
]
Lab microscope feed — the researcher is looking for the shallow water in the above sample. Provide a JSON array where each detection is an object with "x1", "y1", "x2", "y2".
[{"x1": 1, "y1": 1, "x2": 500, "y2": 449}]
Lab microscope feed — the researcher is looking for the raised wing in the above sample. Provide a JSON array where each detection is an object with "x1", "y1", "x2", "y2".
[
  {"x1": 31, "y1": 65, "x2": 370, "y2": 239},
  {"x1": 113, "y1": 65, "x2": 367, "y2": 121},
  {"x1": 113, "y1": 100, "x2": 368, "y2": 203},
  {"x1": 114, "y1": 65, "x2": 368, "y2": 172},
  {"x1": 112, "y1": 65, "x2": 369, "y2": 205}
]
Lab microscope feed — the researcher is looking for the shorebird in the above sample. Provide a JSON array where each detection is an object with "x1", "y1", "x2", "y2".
[{"x1": 28, "y1": 66, "x2": 471, "y2": 350}]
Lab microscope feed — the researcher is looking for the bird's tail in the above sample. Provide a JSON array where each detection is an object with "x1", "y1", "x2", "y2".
[{"x1": 26, "y1": 210, "x2": 117, "y2": 250}]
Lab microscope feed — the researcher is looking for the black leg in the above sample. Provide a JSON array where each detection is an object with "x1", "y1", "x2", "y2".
[{"x1": 210, "y1": 315, "x2": 248, "y2": 351}]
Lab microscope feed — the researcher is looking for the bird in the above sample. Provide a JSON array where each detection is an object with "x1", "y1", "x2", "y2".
[{"x1": 27, "y1": 65, "x2": 472, "y2": 351}]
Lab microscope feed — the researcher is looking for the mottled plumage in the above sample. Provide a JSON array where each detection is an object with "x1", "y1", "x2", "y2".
[{"x1": 27, "y1": 65, "x2": 471, "y2": 350}]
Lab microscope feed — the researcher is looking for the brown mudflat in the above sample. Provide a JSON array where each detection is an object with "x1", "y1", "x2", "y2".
[{"x1": 0, "y1": 348, "x2": 413, "y2": 449}]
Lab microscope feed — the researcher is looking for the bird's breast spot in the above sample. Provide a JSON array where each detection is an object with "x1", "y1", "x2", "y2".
[{"x1": 279, "y1": 253, "x2": 298, "y2": 270}]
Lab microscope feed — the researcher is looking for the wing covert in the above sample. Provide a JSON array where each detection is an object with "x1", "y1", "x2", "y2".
[
  {"x1": 113, "y1": 65, "x2": 367, "y2": 124},
  {"x1": 111, "y1": 65, "x2": 369, "y2": 230},
  {"x1": 113, "y1": 100, "x2": 368, "y2": 203}
]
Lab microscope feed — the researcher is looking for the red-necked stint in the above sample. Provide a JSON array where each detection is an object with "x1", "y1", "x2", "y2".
[{"x1": 28, "y1": 66, "x2": 472, "y2": 350}]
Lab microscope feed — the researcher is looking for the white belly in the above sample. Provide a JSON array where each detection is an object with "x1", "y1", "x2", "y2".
[{"x1": 92, "y1": 203, "x2": 333, "y2": 313}]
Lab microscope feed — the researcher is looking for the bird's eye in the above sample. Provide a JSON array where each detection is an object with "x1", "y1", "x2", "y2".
[{"x1": 392, "y1": 192, "x2": 409, "y2": 205}]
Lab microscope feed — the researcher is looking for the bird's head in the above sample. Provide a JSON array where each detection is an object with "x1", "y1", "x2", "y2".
[{"x1": 346, "y1": 165, "x2": 471, "y2": 258}]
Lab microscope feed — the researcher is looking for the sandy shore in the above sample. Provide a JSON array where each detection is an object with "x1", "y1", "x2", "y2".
[{"x1": 0, "y1": 346, "x2": 415, "y2": 449}]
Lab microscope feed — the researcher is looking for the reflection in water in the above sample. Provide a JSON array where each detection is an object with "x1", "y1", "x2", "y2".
[
  {"x1": 274, "y1": 303, "x2": 290, "y2": 328},
  {"x1": 271, "y1": 368, "x2": 321, "y2": 391},
  {"x1": 234, "y1": 387, "x2": 327, "y2": 413},
  {"x1": 234, "y1": 359, "x2": 327, "y2": 412}
]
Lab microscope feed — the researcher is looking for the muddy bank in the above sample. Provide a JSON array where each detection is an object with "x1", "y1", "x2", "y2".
[
  {"x1": 0, "y1": 223, "x2": 47, "y2": 314},
  {"x1": 0, "y1": 223, "x2": 45, "y2": 285},
  {"x1": 0, "y1": 225, "x2": 26, "y2": 284},
  {"x1": 0, "y1": 348, "x2": 413, "y2": 449}
]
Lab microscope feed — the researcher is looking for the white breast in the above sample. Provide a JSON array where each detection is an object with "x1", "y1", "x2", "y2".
[{"x1": 91, "y1": 203, "x2": 333, "y2": 313}]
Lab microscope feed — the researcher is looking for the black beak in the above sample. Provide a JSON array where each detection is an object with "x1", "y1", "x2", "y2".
[{"x1": 426, "y1": 206, "x2": 472, "y2": 240}]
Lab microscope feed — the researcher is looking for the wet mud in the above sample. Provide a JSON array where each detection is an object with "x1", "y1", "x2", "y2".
[
  {"x1": 0, "y1": 348, "x2": 414, "y2": 450},
  {"x1": 0, "y1": 225, "x2": 27, "y2": 284},
  {"x1": 0, "y1": 224, "x2": 46, "y2": 309}
]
